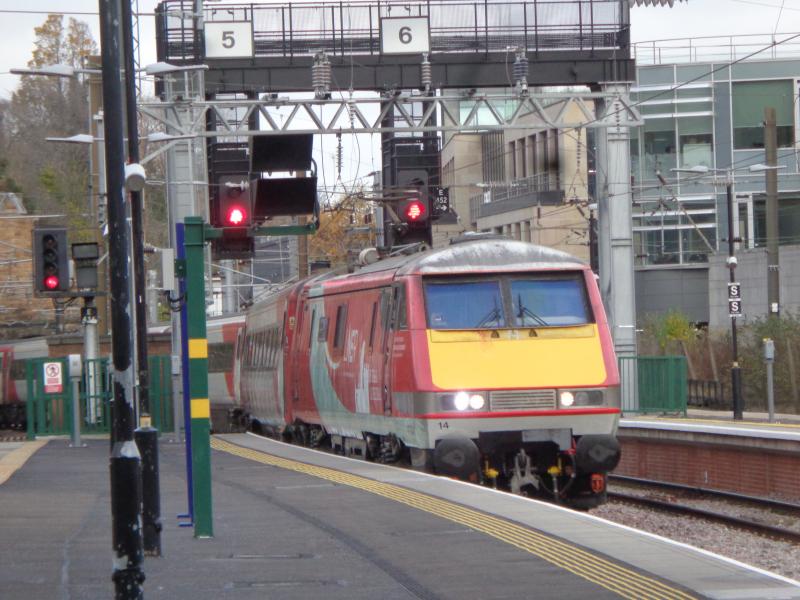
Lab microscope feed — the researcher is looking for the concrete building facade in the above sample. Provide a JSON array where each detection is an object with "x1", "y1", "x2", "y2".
[{"x1": 631, "y1": 38, "x2": 800, "y2": 325}]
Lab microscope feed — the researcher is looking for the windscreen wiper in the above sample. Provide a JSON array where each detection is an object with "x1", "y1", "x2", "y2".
[
  {"x1": 476, "y1": 306, "x2": 503, "y2": 328},
  {"x1": 517, "y1": 295, "x2": 548, "y2": 326}
]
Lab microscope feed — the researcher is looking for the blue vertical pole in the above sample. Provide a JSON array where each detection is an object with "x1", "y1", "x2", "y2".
[{"x1": 177, "y1": 223, "x2": 194, "y2": 524}]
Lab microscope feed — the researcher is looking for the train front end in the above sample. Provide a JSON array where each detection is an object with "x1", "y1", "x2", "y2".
[{"x1": 406, "y1": 240, "x2": 620, "y2": 508}]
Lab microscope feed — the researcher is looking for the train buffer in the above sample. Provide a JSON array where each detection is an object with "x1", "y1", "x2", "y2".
[{"x1": 1, "y1": 434, "x2": 799, "y2": 599}]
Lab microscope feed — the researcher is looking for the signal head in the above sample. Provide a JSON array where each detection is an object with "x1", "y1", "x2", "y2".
[
  {"x1": 226, "y1": 205, "x2": 247, "y2": 226},
  {"x1": 404, "y1": 199, "x2": 426, "y2": 222}
]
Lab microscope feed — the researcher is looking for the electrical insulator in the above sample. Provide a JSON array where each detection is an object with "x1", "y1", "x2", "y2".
[
  {"x1": 312, "y1": 52, "x2": 331, "y2": 99},
  {"x1": 513, "y1": 50, "x2": 529, "y2": 95},
  {"x1": 421, "y1": 53, "x2": 432, "y2": 94},
  {"x1": 336, "y1": 132, "x2": 343, "y2": 178},
  {"x1": 629, "y1": 0, "x2": 680, "y2": 6}
]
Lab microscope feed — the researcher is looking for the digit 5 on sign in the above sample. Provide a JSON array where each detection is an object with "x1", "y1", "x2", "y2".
[{"x1": 204, "y1": 21, "x2": 254, "y2": 58}]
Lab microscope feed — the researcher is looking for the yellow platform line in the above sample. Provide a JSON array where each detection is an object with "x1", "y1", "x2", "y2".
[
  {"x1": 212, "y1": 437, "x2": 695, "y2": 600},
  {"x1": 0, "y1": 439, "x2": 49, "y2": 486}
]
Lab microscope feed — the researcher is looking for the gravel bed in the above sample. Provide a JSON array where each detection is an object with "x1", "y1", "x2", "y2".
[{"x1": 591, "y1": 496, "x2": 800, "y2": 582}]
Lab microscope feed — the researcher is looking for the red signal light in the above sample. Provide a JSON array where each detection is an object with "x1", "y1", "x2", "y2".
[
  {"x1": 405, "y1": 200, "x2": 425, "y2": 221},
  {"x1": 226, "y1": 205, "x2": 246, "y2": 226},
  {"x1": 44, "y1": 275, "x2": 59, "y2": 290}
]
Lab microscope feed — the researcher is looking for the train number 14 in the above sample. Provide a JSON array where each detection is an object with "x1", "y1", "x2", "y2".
[{"x1": 438, "y1": 421, "x2": 450, "y2": 430}]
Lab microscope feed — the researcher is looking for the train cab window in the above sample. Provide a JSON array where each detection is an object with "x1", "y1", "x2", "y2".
[
  {"x1": 380, "y1": 289, "x2": 391, "y2": 332},
  {"x1": 395, "y1": 285, "x2": 408, "y2": 330},
  {"x1": 368, "y1": 302, "x2": 378, "y2": 349},
  {"x1": 510, "y1": 275, "x2": 592, "y2": 327},
  {"x1": 333, "y1": 304, "x2": 348, "y2": 348},
  {"x1": 424, "y1": 280, "x2": 505, "y2": 329}
]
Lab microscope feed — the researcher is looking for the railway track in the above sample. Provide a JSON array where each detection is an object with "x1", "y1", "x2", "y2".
[
  {"x1": 607, "y1": 475, "x2": 800, "y2": 544},
  {"x1": 0, "y1": 430, "x2": 27, "y2": 442}
]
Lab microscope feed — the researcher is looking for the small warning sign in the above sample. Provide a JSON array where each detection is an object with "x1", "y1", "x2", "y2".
[{"x1": 43, "y1": 362, "x2": 63, "y2": 394}]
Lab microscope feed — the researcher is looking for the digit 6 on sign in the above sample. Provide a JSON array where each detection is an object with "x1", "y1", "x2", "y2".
[{"x1": 399, "y1": 26, "x2": 412, "y2": 44}]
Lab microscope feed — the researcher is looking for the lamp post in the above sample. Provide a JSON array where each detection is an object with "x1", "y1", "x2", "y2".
[{"x1": 673, "y1": 164, "x2": 784, "y2": 421}]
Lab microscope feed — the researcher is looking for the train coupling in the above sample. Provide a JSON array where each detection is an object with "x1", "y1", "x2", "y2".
[{"x1": 510, "y1": 450, "x2": 539, "y2": 494}]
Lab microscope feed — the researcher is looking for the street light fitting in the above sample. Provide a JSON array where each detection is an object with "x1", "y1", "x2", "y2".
[
  {"x1": 748, "y1": 163, "x2": 786, "y2": 173},
  {"x1": 146, "y1": 132, "x2": 195, "y2": 143},
  {"x1": 672, "y1": 163, "x2": 784, "y2": 176},
  {"x1": 46, "y1": 134, "x2": 99, "y2": 144},
  {"x1": 11, "y1": 64, "x2": 101, "y2": 77},
  {"x1": 144, "y1": 62, "x2": 209, "y2": 75}
]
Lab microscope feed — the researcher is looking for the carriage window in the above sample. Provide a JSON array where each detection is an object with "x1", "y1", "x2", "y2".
[
  {"x1": 208, "y1": 342, "x2": 233, "y2": 373},
  {"x1": 510, "y1": 276, "x2": 592, "y2": 327},
  {"x1": 333, "y1": 304, "x2": 348, "y2": 348},
  {"x1": 424, "y1": 281, "x2": 505, "y2": 329},
  {"x1": 308, "y1": 309, "x2": 316, "y2": 348},
  {"x1": 317, "y1": 316, "x2": 329, "y2": 342}
]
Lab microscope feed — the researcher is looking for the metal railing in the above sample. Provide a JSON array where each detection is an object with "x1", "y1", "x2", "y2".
[
  {"x1": 469, "y1": 172, "x2": 561, "y2": 223},
  {"x1": 158, "y1": 0, "x2": 629, "y2": 62},
  {"x1": 619, "y1": 355, "x2": 688, "y2": 415},
  {"x1": 633, "y1": 32, "x2": 800, "y2": 66},
  {"x1": 25, "y1": 356, "x2": 174, "y2": 438},
  {"x1": 688, "y1": 378, "x2": 725, "y2": 409}
]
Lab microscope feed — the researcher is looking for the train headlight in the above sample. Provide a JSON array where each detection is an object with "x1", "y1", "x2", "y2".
[
  {"x1": 559, "y1": 389, "x2": 604, "y2": 407},
  {"x1": 469, "y1": 394, "x2": 485, "y2": 410},
  {"x1": 454, "y1": 391, "x2": 470, "y2": 411}
]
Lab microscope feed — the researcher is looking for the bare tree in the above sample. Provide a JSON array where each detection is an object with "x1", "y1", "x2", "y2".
[{"x1": 1, "y1": 15, "x2": 97, "y2": 226}]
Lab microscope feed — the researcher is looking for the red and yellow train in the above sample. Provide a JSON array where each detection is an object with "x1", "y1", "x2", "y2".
[{"x1": 233, "y1": 237, "x2": 621, "y2": 508}]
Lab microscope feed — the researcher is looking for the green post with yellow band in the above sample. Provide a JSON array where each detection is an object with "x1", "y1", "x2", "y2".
[{"x1": 184, "y1": 217, "x2": 213, "y2": 537}]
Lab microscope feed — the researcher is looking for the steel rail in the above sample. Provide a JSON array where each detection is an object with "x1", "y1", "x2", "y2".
[
  {"x1": 609, "y1": 474, "x2": 800, "y2": 513},
  {"x1": 608, "y1": 488, "x2": 800, "y2": 545}
]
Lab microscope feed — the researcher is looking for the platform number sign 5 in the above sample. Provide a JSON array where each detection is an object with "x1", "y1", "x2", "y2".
[
  {"x1": 381, "y1": 17, "x2": 430, "y2": 55},
  {"x1": 204, "y1": 22, "x2": 253, "y2": 59}
]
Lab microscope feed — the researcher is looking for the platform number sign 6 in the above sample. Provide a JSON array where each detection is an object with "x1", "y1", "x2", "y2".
[
  {"x1": 381, "y1": 17, "x2": 430, "y2": 55},
  {"x1": 204, "y1": 22, "x2": 253, "y2": 59}
]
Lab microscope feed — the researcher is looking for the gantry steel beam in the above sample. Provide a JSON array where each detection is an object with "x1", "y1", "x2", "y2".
[{"x1": 139, "y1": 91, "x2": 641, "y2": 142}]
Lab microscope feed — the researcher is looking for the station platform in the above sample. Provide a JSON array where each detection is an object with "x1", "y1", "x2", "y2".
[
  {"x1": 616, "y1": 409, "x2": 800, "y2": 499},
  {"x1": 620, "y1": 408, "x2": 800, "y2": 446},
  {"x1": 2, "y1": 433, "x2": 800, "y2": 599}
]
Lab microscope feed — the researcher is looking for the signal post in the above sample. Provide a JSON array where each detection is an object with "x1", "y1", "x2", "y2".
[{"x1": 181, "y1": 215, "x2": 316, "y2": 538}]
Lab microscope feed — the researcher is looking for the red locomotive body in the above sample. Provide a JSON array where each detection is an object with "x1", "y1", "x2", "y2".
[{"x1": 235, "y1": 238, "x2": 621, "y2": 507}]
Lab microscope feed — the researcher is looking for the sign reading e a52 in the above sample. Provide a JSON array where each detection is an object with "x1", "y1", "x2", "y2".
[{"x1": 380, "y1": 17, "x2": 430, "y2": 55}]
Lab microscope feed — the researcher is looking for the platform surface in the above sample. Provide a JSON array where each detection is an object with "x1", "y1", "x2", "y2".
[{"x1": 0, "y1": 434, "x2": 798, "y2": 600}]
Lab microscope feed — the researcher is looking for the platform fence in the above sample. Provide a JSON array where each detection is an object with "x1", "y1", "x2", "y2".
[{"x1": 618, "y1": 355, "x2": 688, "y2": 416}]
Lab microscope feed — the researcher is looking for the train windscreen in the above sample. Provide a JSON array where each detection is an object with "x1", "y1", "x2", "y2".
[
  {"x1": 509, "y1": 277, "x2": 591, "y2": 326},
  {"x1": 423, "y1": 273, "x2": 592, "y2": 330}
]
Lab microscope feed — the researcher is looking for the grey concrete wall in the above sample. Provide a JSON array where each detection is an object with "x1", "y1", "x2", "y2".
[
  {"x1": 708, "y1": 244, "x2": 800, "y2": 329},
  {"x1": 635, "y1": 266, "x2": 709, "y2": 324}
]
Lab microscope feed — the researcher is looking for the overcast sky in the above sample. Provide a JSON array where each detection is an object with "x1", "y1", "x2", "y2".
[
  {"x1": 0, "y1": 0, "x2": 797, "y2": 192},
  {"x1": 1, "y1": 0, "x2": 798, "y2": 99}
]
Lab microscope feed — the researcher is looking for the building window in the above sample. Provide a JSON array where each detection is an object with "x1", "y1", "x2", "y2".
[
  {"x1": 732, "y1": 80, "x2": 795, "y2": 149},
  {"x1": 509, "y1": 140, "x2": 517, "y2": 179},
  {"x1": 643, "y1": 119, "x2": 676, "y2": 177},
  {"x1": 633, "y1": 197, "x2": 717, "y2": 265},
  {"x1": 678, "y1": 116, "x2": 713, "y2": 169}
]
